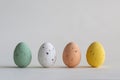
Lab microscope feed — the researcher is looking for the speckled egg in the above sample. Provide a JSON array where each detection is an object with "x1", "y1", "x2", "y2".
[
  {"x1": 14, "y1": 42, "x2": 32, "y2": 68},
  {"x1": 63, "y1": 42, "x2": 81, "y2": 68},
  {"x1": 38, "y1": 42, "x2": 56, "y2": 68},
  {"x1": 86, "y1": 41, "x2": 105, "y2": 67}
]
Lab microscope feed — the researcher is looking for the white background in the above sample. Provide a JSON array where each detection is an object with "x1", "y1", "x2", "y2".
[{"x1": 0, "y1": 0, "x2": 120, "y2": 80}]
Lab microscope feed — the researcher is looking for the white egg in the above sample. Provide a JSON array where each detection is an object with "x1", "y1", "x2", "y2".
[{"x1": 38, "y1": 42, "x2": 56, "y2": 68}]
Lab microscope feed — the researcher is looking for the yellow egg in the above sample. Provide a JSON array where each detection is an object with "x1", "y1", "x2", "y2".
[{"x1": 86, "y1": 41, "x2": 105, "y2": 67}]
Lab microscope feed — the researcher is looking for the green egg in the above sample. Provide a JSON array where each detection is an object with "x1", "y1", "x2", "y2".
[{"x1": 14, "y1": 42, "x2": 32, "y2": 68}]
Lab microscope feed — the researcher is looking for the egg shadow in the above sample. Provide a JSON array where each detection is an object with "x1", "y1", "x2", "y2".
[
  {"x1": 0, "y1": 65, "x2": 93, "y2": 69},
  {"x1": 52, "y1": 66, "x2": 93, "y2": 68},
  {"x1": 0, "y1": 66, "x2": 44, "y2": 69},
  {"x1": 78, "y1": 66, "x2": 93, "y2": 68},
  {"x1": 28, "y1": 66, "x2": 47, "y2": 68}
]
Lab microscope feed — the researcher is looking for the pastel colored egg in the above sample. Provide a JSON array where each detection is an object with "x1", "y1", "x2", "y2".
[
  {"x1": 63, "y1": 42, "x2": 81, "y2": 68},
  {"x1": 86, "y1": 41, "x2": 105, "y2": 67},
  {"x1": 14, "y1": 42, "x2": 32, "y2": 68},
  {"x1": 38, "y1": 42, "x2": 56, "y2": 68}
]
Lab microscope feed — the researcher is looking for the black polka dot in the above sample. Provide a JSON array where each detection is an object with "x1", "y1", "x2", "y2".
[
  {"x1": 90, "y1": 50, "x2": 93, "y2": 53},
  {"x1": 42, "y1": 46, "x2": 44, "y2": 48},
  {"x1": 46, "y1": 52, "x2": 49, "y2": 55},
  {"x1": 92, "y1": 52, "x2": 94, "y2": 56},
  {"x1": 52, "y1": 59, "x2": 54, "y2": 61},
  {"x1": 75, "y1": 50, "x2": 77, "y2": 53},
  {"x1": 53, "y1": 48, "x2": 54, "y2": 50}
]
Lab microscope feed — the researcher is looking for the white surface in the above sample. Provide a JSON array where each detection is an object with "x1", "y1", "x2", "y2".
[
  {"x1": 0, "y1": 0, "x2": 120, "y2": 79},
  {"x1": 0, "y1": 66, "x2": 118, "y2": 80}
]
